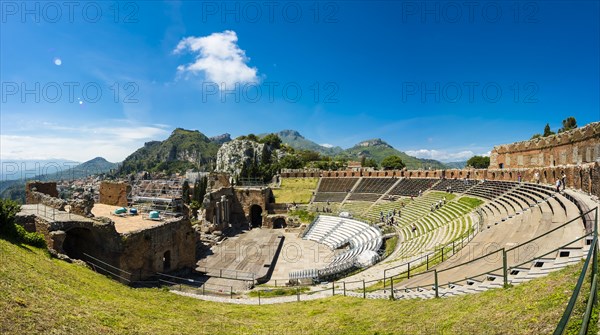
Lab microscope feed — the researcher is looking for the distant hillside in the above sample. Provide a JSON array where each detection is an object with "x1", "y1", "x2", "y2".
[
  {"x1": 209, "y1": 133, "x2": 232, "y2": 145},
  {"x1": 0, "y1": 159, "x2": 78, "y2": 181},
  {"x1": 118, "y1": 128, "x2": 222, "y2": 175},
  {"x1": 261, "y1": 130, "x2": 343, "y2": 156},
  {"x1": 0, "y1": 157, "x2": 118, "y2": 203},
  {"x1": 445, "y1": 161, "x2": 467, "y2": 169},
  {"x1": 339, "y1": 139, "x2": 447, "y2": 170}
]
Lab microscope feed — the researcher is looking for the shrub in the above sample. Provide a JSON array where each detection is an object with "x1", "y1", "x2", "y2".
[{"x1": 0, "y1": 199, "x2": 47, "y2": 248}]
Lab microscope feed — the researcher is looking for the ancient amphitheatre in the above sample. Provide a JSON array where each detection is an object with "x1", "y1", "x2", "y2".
[{"x1": 1, "y1": 121, "x2": 599, "y2": 334}]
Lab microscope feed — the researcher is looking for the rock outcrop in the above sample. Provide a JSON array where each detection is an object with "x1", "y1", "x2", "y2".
[{"x1": 216, "y1": 139, "x2": 271, "y2": 176}]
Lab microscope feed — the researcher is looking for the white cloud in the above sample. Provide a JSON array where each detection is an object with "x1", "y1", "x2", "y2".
[
  {"x1": 405, "y1": 149, "x2": 479, "y2": 162},
  {"x1": 174, "y1": 30, "x2": 258, "y2": 88},
  {"x1": 320, "y1": 143, "x2": 334, "y2": 148},
  {"x1": 0, "y1": 123, "x2": 169, "y2": 162}
]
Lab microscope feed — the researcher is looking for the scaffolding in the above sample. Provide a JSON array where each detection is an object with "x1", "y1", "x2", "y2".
[{"x1": 127, "y1": 178, "x2": 184, "y2": 218}]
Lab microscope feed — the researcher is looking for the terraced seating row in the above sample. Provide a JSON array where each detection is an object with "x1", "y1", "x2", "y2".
[
  {"x1": 352, "y1": 178, "x2": 398, "y2": 194},
  {"x1": 398, "y1": 200, "x2": 475, "y2": 241},
  {"x1": 385, "y1": 179, "x2": 588, "y2": 300},
  {"x1": 347, "y1": 193, "x2": 382, "y2": 202},
  {"x1": 431, "y1": 178, "x2": 479, "y2": 193},
  {"x1": 339, "y1": 201, "x2": 374, "y2": 220},
  {"x1": 317, "y1": 178, "x2": 359, "y2": 193},
  {"x1": 366, "y1": 192, "x2": 448, "y2": 228},
  {"x1": 395, "y1": 216, "x2": 473, "y2": 259},
  {"x1": 292, "y1": 215, "x2": 383, "y2": 280},
  {"x1": 313, "y1": 192, "x2": 347, "y2": 203},
  {"x1": 394, "y1": 195, "x2": 587, "y2": 300},
  {"x1": 478, "y1": 183, "x2": 576, "y2": 228},
  {"x1": 464, "y1": 180, "x2": 518, "y2": 200},
  {"x1": 388, "y1": 178, "x2": 438, "y2": 196}
]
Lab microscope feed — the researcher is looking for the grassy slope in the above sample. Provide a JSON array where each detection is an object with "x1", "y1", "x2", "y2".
[
  {"x1": 0, "y1": 238, "x2": 591, "y2": 335},
  {"x1": 272, "y1": 178, "x2": 319, "y2": 204}
]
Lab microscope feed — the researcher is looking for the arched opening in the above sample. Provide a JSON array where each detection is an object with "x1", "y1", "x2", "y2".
[
  {"x1": 163, "y1": 250, "x2": 171, "y2": 272},
  {"x1": 62, "y1": 227, "x2": 97, "y2": 261},
  {"x1": 273, "y1": 218, "x2": 286, "y2": 229},
  {"x1": 250, "y1": 205, "x2": 263, "y2": 228}
]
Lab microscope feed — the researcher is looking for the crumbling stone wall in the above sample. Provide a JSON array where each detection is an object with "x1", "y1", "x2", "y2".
[
  {"x1": 489, "y1": 122, "x2": 600, "y2": 169},
  {"x1": 67, "y1": 193, "x2": 95, "y2": 217},
  {"x1": 26, "y1": 181, "x2": 58, "y2": 203},
  {"x1": 16, "y1": 198, "x2": 196, "y2": 282},
  {"x1": 202, "y1": 186, "x2": 275, "y2": 230},
  {"x1": 26, "y1": 190, "x2": 67, "y2": 210},
  {"x1": 99, "y1": 181, "x2": 130, "y2": 207},
  {"x1": 280, "y1": 162, "x2": 600, "y2": 198},
  {"x1": 234, "y1": 187, "x2": 273, "y2": 227},
  {"x1": 119, "y1": 218, "x2": 196, "y2": 279}
]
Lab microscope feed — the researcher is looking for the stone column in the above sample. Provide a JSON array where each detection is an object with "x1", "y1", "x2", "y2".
[
  {"x1": 221, "y1": 195, "x2": 229, "y2": 223},
  {"x1": 216, "y1": 201, "x2": 221, "y2": 225}
]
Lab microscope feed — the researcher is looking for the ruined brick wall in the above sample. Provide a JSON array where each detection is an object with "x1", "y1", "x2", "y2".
[
  {"x1": 119, "y1": 218, "x2": 196, "y2": 279},
  {"x1": 489, "y1": 122, "x2": 600, "y2": 169},
  {"x1": 25, "y1": 181, "x2": 58, "y2": 203},
  {"x1": 203, "y1": 187, "x2": 273, "y2": 229},
  {"x1": 98, "y1": 181, "x2": 130, "y2": 207},
  {"x1": 279, "y1": 162, "x2": 600, "y2": 198},
  {"x1": 16, "y1": 204, "x2": 195, "y2": 281},
  {"x1": 26, "y1": 190, "x2": 67, "y2": 210},
  {"x1": 234, "y1": 187, "x2": 272, "y2": 227}
]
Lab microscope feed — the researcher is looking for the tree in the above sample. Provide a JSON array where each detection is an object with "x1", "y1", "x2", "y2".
[
  {"x1": 260, "y1": 133, "x2": 282, "y2": 149},
  {"x1": 181, "y1": 180, "x2": 191, "y2": 204},
  {"x1": 298, "y1": 150, "x2": 321, "y2": 164},
  {"x1": 192, "y1": 176, "x2": 208, "y2": 204},
  {"x1": 381, "y1": 155, "x2": 405, "y2": 170},
  {"x1": 362, "y1": 158, "x2": 378, "y2": 169},
  {"x1": 466, "y1": 155, "x2": 490, "y2": 169},
  {"x1": 543, "y1": 123, "x2": 555, "y2": 137},
  {"x1": 0, "y1": 199, "x2": 20, "y2": 231},
  {"x1": 558, "y1": 116, "x2": 577, "y2": 133},
  {"x1": 279, "y1": 155, "x2": 303, "y2": 169}
]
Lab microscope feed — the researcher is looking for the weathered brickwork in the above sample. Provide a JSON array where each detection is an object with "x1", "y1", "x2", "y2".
[{"x1": 489, "y1": 122, "x2": 600, "y2": 169}]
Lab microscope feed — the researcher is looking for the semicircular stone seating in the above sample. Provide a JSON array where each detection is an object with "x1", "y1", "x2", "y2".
[
  {"x1": 289, "y1": 215, "x2": 383, "y2": 280},
  {"x1": 300, "y1": 177, "x2": 594, "y2": 300}
]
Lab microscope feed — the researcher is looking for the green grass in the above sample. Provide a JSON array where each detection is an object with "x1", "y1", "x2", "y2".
[
  {"x1": 458, "y1": 196, "x2": 484, "y2": 208},
  {"x1": 0, "y1": 237, "x2": 595, "y2": 335},
  {"x1": 272, "y1": 178, "x2": 318, "y2": 204},
  {"x1": 288, "y1": 209, "x2": 316, "y2": 224},
  {"x1": 383, "y1": 236, "x2": 398, "y2": 258}
]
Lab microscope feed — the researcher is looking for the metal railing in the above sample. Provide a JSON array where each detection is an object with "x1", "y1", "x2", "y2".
[
  {"x1": 83, "y1": 252, "x2": 131, "y2": 283},
  {"x1": 553, "y1": 207, "x2": 598, "y2": 335}
]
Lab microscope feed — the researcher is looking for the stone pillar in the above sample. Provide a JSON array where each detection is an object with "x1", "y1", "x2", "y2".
[
  {"x1": 221, "y1": 195, "x2": 228, "y2": 223},
  {"x1": 216, "y1": 201, "x2": 221, "y2": 225}
]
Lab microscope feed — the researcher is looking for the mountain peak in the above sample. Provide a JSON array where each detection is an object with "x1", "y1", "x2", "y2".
[
  {"x1": 209, "y1": 133, "x2": 232, "y2": 144},
  {"x1": 356, "y1": 138, "x2": 391, "y2": 148},
  {"x1": 277, "y1": 129, "x2": 304, "y2": 139}
]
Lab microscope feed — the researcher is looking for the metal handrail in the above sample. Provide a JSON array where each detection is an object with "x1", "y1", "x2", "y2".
[{"x1": 553, "y1": 207, "x2": 598, "y2": 335}]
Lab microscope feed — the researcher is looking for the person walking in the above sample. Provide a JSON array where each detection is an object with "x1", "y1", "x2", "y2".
[
  {"x1": 561, "y1": 172, "x2": 567, "y2": 191},
  {"x1": 534, "y1": 171, "x2": 540, "y2": 184},
  {"x1": 555, "y1": 178, "x2": 561, "y2": 193}
]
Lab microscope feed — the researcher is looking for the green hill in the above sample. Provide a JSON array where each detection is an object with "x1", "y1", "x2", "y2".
[
  {"x1": 445, "y1": 161, "x2": 468, "y2": 169},
  {"x1": 0, "y1": 236, "x2": 588, "y2": 334},
  {"x1": 118, "y1": 128, "x2": 222, "y2": 175},
  {"x1": 261, "y1": 130, "x2": 344, "y2": 156},
  {"x1": 0, "y1": 157, "x2": 118, "y2": 203},
  {"x1": 339, "y1": 139, "x2": 448, "y2": 170}
]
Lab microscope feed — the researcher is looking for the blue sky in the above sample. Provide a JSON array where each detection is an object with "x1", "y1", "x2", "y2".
[{"x1": 1, "y1": 0, "x2": 599, "y2": 163}]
